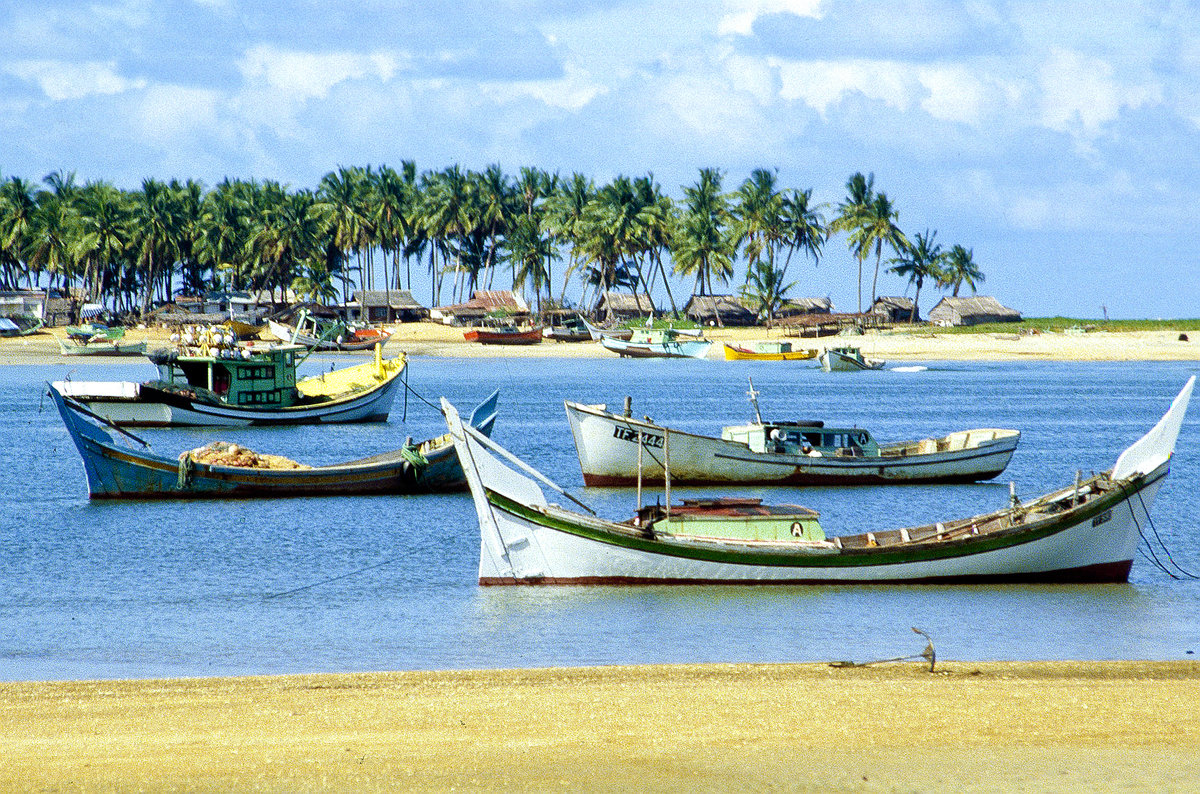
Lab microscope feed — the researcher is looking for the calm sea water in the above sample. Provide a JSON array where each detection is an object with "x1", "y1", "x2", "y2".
[{"x1": 2, "y1": 353, "x2": 1199, "y2": 681}]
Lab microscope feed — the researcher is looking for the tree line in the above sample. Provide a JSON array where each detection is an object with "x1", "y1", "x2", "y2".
[{"x1": 0, "y1": 164, "x2": 985, "y2": 323}]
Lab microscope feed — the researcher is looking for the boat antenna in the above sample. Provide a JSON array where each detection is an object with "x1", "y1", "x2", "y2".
[{"x1": 747, "y1": 377, "x2": 763, "y2": 424}]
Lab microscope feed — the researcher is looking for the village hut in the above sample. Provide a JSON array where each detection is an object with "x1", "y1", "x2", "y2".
[
  {"x1": 683, "y1": 294, "x2": 758, "y2": 326},
  {"x1": 928, "y1": 296, "x2": 1021, "y2": 326},
  {"x1": 775, "y1": 296, "x2": 834, "y2": 319},
  {"x1": 870, "y1": 296, "x2": 917, "y2": 323},
  {"x1": 431, "y1": 290, "x2": 530, "y2": 326},
  {"x1": 351, "y1": 290, "x2": 429, "y2": 323},
  {"x1": 595, "y1": 292, "x2": 655, "y2": 323}
]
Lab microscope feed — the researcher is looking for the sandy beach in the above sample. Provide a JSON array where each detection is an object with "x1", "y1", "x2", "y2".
[
  {"x1": 2, "y1": 660, "x2": 1199, "y2": 791},
  {"x1": 2, "y1": 322, "x2": 1199, "y2": 365},
  {"x1": 5, "y1": 325, "x2": 1198, "y2": 790}
]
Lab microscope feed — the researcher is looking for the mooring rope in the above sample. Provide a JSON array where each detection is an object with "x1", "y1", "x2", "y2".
[
  {"x1": 263, "y1": 556, "x2": 401, "y2": 599},
  {"x1": 1136, "y1": 490, "x2": 1200, "y2": 579}
]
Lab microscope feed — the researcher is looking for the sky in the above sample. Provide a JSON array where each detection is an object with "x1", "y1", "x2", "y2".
[{"x1": 3, "y1": 0, "x2": 1199, "y2": 319}]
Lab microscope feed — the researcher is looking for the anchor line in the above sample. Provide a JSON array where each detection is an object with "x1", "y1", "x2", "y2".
[
  {"x1": 1136, "y1": 490, "x2": 1199, "y2": 580},
  {"x1": 263, "y1": 556, "x2": 400, "y2": 599}
]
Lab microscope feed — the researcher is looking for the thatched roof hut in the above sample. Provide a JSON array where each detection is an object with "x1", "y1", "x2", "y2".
[
  {"x1": 683, "y1": 294, "x2": 757, "y2": 326},
  {"x1": 928, "y1": 296, "x2": 1021, "y2": 326},
  {"x1": 596, "y1": 292, "x2": 655, "y2": 322},
  {"x1": 352, "y1": 290, "x2": 428, "y2": 323},
  {"x1": 871, "y1": 296, "x2": 917, "y2": 323},
  {"x1": 776, "y1": 297, "x2": 833, "y2": 318}
]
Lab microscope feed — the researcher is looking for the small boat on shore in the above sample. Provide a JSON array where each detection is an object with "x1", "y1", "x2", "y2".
[
  {"x1": 0, "y1": 314, "x2": 44, "y2": 337},
  {"x1": 51, "y1": 385, "x2": 499, "y2": 499},
  {"x1": 59, "y1": 338, "x2": 149, "y2": 357},
  {"x1": 445, "y1": 377, "x2": 1193, "y2": 585},
  {"x1": 268, "y1": 310, "x2": 392, "y2": 351},
  {"x1": 464, "y1": 322, "x2": 543, "y2": 345},
  {"x1": 542, "y1": 315, "x2": 591, "y2": 343},
  {"x1": 600, "y1": 326, "x2": 713, "y2": 359},
  {"x1": 564, "y1": 387, "x2": 1020, "y2": 486},
  {"x1": 52, "y1": 329, "x2": 406, "y2": 427},
  {"x1": 723, "y1": 341, "x2": 818, "y2": 361},
  {"x1": 581, "y1": 318, "x2": 633, "y2": 341},
  {"x1": 820, "y1": 346, "x2": 885, "y2": 371}
]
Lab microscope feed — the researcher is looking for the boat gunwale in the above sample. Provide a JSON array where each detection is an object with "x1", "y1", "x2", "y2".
[{"x1": 481, "y1": 465, "x2": 1162, "y2": 569}]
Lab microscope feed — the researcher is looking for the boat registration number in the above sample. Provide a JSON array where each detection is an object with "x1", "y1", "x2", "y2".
[
  {"x1": 613, "y1": 425, "x2": 664, "y2": 449},
  {"x1": 1091, "y1": 509, "x2": 1112, "y2": 527}
]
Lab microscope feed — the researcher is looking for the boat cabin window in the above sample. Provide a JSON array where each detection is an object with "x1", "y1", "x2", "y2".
[
  {"x1": 237, "y1": 390, "x2": 282, "y2": 405},
  {"x1": 238, "y1": 365, "x2": 276, "y2": 381}
]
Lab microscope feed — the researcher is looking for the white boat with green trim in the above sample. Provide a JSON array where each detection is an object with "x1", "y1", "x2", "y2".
[
  {"x1": 444, "y1": 377, "x2": 1192, "y2": 585},
  {"x1": 52, "y1": 329, "x2": 406, "y2": 427},
  {"x1": 565, "y1": 387, "x2": 1020, "y2": 486},
  {"x1": 819, "y1": 346, "x2": 885, "y2": 371}
]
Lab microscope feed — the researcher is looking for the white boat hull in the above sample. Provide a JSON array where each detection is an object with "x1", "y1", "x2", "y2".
[
  {"x1": 819, "y1": 349, "x2": 884, "y2": 371},
  {"x1": 599, "y1": 336, "x2": 713, "y2": 359},
  {"x1": 565, "y1": 402, "x2": 1020, "y2": 486},
  {"x1": 51, "y1": 374, "x2": 403, "y2": 427},
  {"x1": 475, "y1": 476, "x2": 1162, "y2": 584},
  {"x1": 446, "y1": 378, "x2": 1193, "y2": 586}
]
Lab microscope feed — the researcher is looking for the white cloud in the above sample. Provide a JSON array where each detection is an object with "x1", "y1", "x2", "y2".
[
  {"x1": 773, "y1": 58, "x2": 917, "y2": 115},
  {"x1": 236, "y1": 45, "x2": 404, "y2": 103},
  {"x1": 718, "y1": 0, "x2": 822, "y2": 36},
  {"x1": 477, "y1": 63, "x2": 606, "y2": 111},
  {"x1": 8, "y1": 59, "x2": 147, "y2": 101},
  {"x1": 1038, "y1": 49, "x2": 1161, "y2": 138}
]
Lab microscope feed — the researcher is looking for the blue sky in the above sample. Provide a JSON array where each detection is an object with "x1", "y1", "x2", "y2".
[{"x1": 3, "y1": 0, "x2": 1199, "y2": 318}]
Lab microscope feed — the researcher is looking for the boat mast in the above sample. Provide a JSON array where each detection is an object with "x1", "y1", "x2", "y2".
[{"x1": 747, "y1": 377, "x2": 763, "y2": 424}]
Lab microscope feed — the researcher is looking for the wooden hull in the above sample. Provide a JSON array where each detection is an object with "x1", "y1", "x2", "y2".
[
  {"x1": 464, "y1": 327, "x2": 543, "y2": 345},
  {"x1": 51, "y1": 356, "x2": 406, "y2": 427},
  {"x1": 565, "y1": 402, "x2": 1020, "y2": 486},
  {"x1": 722, "y1": 343, "x2": 818, "y2": 361},
  {"x1": 446, "y1": 379, "x2": 1193, "y2": 585},
  {"x1": 581, "y1": 318, "x2": 633, "y2": 341},
  {"x1": 819, "y1": 349, "x2": 885, "y2": 371},
  {"x1": 600, "y1": 336, "x2": 713, "y2": 359},
  {"x1": 51, "y1": 386, "x2": 499, "y2": 498}
]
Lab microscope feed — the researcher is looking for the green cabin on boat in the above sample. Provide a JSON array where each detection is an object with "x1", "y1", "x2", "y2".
[
  {"x1": 721, "y1": 420, "x2": 879, "y2": 458},
  {"x1": 149, "y1": 344, "x2": 303, "y2": 407}
]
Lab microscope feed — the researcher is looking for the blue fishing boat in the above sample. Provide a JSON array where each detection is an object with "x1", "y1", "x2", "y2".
[{"x1": 50, "y1": 385, "x2": 499, "y2": 499}]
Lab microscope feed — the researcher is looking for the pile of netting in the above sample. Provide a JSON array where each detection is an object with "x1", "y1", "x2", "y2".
[{"x1": 181, "y1": 441, "x2": 312, "y2": 470}]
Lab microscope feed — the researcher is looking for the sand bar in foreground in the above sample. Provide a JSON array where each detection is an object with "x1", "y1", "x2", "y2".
[
  {"x1": 2, "y1": 323, "x2": 1198, "y2": 365},
  {"x1": 2, "y1": 660, "x2": 1199, "y2": 791}
]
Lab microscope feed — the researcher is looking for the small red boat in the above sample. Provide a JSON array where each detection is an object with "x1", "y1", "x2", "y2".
[{"x1": 464, "y1": 324, "x2": 543, "y2": 345}]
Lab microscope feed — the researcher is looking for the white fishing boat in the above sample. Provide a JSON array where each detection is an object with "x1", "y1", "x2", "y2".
[
  {"x1": 564, "y1": 386, "x2": 1020, "y2": 486},
  {"x1": 52, "y1": 329, "x2": 406, "y2": 427},
  {"x1": 444, "y1": 377, "x2": 1193, "y2": 585},
  {"x1": 599, "y1": 326, "x2": 713, "y2": 359},
  {"x1": 819, "y1": 346, "x2": 885, "y2": 371}
]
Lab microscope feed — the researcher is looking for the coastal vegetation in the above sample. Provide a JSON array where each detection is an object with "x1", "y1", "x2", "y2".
[{"x1": 0, "y1": 164, "x2": 984, "y2": 322}]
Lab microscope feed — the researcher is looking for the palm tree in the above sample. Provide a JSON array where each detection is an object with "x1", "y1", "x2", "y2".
[
  {"x1": 505, "y1": 214, "x2": 558, "y2": 310},
  {"x1": 941, "y1": 244, "x2": 985, "y2": 296},
  {"x1": 733, "y1": 168, "x2": 785, "y2": 278},
  {"x1": 887, "y1": 229, "x2": 945, "y2": 323},
  {"x1": 830, "y1": 172, "x2": 875, "y2": 313},
  {"x1": 71, "y1": 181, "x2": 132, "y2": 309},
  {"x1": 544, "y1": 172, "x2": 595, "y2": 306},
  {"x1": 778, "y1": 187, "x2": 825, "y2": 280},
  {"x1": 671, "y1": 168, "x2": 735, "y2": 299},
  {"x1": 633, "y1": 175, "x2": 680, "y2": 317},
  {"x1": 0, "y1": 176, "x2": 38, "y2": 289},
  {"x1": 130, "y1": 178, "x2": 183, "y2": 316},
  {"x1": 858, "y1": 193, "x2": 910, "y2": 308},
  {"x1": 27, "y1": 172, "x2": 79, "y2": 295},
  {"x1": 740, "y1": 258, "x2": 796, "y2": 327}
]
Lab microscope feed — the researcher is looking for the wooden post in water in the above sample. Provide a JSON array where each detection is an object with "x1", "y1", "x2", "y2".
[
  {"x1": 664, "y1": 428, "x2": 671, "y2": 519},
  {"x1": 636, "y1": 429, "x2": 644, "y2": 512}
]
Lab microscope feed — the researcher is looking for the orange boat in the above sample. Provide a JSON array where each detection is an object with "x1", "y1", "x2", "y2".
[{"x1": 464, "y1": 324, "x2": 543, "y2": 345}]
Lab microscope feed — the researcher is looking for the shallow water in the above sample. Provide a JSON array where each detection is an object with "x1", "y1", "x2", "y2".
[{"x1": 2, "y1": 354, "x2": 1199, "y2": 680}]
